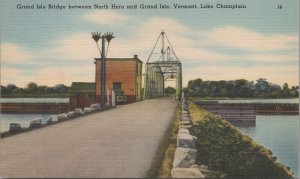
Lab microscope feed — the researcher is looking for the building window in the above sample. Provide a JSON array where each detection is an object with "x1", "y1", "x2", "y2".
[{"x1": 113, "y1": 82, "x2": 122, "y2": 90}]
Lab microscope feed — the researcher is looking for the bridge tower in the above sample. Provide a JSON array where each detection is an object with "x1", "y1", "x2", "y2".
[{"x1": 144, "y1": 31, "x2": 182, "y2": 100}]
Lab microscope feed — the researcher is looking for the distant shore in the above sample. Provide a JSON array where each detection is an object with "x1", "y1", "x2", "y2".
[
  {"x1": 191, "y1": 97, "x2": 299, "y2": 100},
  {"x1": 1, "y1": 94, "x2": 68, "y2": 98}
]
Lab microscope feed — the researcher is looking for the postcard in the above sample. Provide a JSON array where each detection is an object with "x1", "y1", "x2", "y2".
[{"x1": 0, "y1": 0, "x2": 299, "y2": 178}]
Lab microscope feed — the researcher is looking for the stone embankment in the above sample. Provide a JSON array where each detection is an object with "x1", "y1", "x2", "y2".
[{"x1": 170, "y1": 97, "x2": 205, "y2": 178}]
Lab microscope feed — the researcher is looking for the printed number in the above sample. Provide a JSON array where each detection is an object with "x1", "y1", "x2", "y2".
[{"x1": 277, "y1": 4, "x2": 282, "y2": 9}]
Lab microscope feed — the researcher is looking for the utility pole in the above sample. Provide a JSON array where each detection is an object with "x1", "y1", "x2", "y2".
[{"x1": 101, "y1": 35, "x2": 106, "y2": 108}]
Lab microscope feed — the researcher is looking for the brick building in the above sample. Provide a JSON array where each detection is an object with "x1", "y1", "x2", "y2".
[
  {"x1": 95, "y1": 55, "x2": 143, "y2": 103},
  {"x1": 68, "y1": 55, "x2": 143, "y2": 110},
  {"x1": 68, "y1": 82, "x2": 95, "y2": 111}
]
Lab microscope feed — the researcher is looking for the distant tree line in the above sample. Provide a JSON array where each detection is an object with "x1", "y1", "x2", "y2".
[
  {"x1": 1, "y1": 82, "x2": 69, "y2": 98},
  {"x1": 185, "y1": 78, "x2": 299, "y2": 98},
  {"x1": 164, "y1": 86, "x2": 176, "y2": 95}
]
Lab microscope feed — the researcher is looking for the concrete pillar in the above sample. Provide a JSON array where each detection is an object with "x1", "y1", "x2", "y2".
[
  {"x1": 112, "y1": 90, "x2": 116, "y2": 107},
  {"x1": 106, "y1": 89, "x2": 110, "y2": 107}
]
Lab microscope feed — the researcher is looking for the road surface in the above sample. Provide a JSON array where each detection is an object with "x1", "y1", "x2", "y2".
[{"x1": 0, "y1": 98, "x2": 177, "y2": 178}]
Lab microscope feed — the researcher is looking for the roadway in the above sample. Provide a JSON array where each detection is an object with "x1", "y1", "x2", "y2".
[{"x1": 0, "y1": 98, "x2": 177, "y2": 178}]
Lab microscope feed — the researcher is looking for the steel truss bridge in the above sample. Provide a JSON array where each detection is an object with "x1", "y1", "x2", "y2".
[{"x1": 144, "y1": 31, "x2": 182, "y2": 100}]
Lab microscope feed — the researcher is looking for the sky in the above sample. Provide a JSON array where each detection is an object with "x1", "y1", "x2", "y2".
[{"x1": 0, "y1": 0, "x2": 299, "y2": 88}]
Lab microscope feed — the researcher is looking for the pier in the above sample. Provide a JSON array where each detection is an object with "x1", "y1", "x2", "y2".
[
  {"x1": 195, "y1": 101, "x2": 256, "y2": 124},
  {"x1": 194, "y1": 100, "x2": 299, "y2": 125},
  {"x1": 254, "y1": 103, "x2": 299, "y2": 115}
]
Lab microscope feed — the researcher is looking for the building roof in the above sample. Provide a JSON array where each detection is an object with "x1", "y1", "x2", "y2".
[
  {"x1": 69, "y1": 82, "x2": 95, "y2": 93},
  {"x1": 94, "y1": 55, "x2": 143, "y2": 64}
]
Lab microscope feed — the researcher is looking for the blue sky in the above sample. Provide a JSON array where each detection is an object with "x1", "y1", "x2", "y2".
[{"x1": 1, "y1": 0, "x2": 299, "y2": 87}]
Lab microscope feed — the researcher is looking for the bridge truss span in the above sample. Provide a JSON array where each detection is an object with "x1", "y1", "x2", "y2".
[{"x1": 144, "y1": 31, "x2": 182, "y2": 100}]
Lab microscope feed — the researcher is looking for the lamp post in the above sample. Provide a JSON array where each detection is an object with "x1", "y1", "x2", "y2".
[{"x1": 92, "y1": 32, "x2": 114, "y2": 109}]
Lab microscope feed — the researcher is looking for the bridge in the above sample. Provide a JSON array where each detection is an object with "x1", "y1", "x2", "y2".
[
  {"x1": 0, "y1": 31, "x2": 183, "y2": 178},
  {"x1": 144, "y1": 31, "x2": 182, "y2": 100},
  {"x1": 0, "y1": 98, "x2": 177, "y2": 178}
]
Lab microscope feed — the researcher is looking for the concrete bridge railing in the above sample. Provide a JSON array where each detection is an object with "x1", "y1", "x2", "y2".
[{"x1": 2, "y1": 103, "x2": 113, "y2": 138}]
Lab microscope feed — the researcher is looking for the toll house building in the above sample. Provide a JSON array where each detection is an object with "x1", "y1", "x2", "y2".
[{"x1": 69, "y1": 55, "x2": 143, "y2": 110}]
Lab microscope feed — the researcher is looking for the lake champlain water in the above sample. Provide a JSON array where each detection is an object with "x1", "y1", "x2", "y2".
[
  {"x1": 0, "y1": 98, "x2": 299, "y2": 177},
  {"x1": 238, "y1": 115, "x2": 299, "y2": 177}
]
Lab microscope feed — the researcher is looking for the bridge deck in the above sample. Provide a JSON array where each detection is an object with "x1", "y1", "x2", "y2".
[{"x1": 0, "y1": 98, "x2": 177, "y2": 178}]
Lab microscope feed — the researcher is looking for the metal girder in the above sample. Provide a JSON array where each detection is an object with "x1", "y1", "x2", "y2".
[{"x1": 144, "y1": 31, "x2": 182, "y2": 100}]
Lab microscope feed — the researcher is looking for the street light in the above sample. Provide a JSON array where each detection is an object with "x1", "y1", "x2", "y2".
[
  {"x1": 92, "y1": 32, "x2": 115, "y2": 109},
  {"x1": 104, "y1": 32, "x2": 115, "y2": 57}
]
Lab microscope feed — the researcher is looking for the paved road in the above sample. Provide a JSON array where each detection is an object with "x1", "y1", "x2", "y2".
[{"x1": 0, "y1": 98, "x2": 177, "y2": 178}]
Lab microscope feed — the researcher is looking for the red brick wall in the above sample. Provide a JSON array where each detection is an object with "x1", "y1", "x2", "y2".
[
  {"x1": 95, "y1": 60, "x2": 101, "y2": 101},
  {"x1": 69, "y1": 93, "x2": 95, "y2": 111},
  {"x1": 95, "y1": 60, "x2": 138, "y2": 103}
]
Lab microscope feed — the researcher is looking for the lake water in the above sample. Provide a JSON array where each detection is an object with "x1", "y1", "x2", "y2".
[
  {"x1": 237, "y1": 115, "x2": 299, "y2": 177},
  {"x1": 202, "y1": 98, "x2": 299, "y2": 104},
  {"x1": 1, "y1": 98, "x2": 69, "y2": 103},
  {"x1": 0, "y1": 113, "x2": 53, "y2": 133},
  {"x1": 0, "y1": 98, "x2": 68, "y2": 133}
]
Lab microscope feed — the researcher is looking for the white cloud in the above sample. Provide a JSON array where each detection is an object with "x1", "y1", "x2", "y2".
[
  {"x1": 1, "y1": 68, "x2": 28, "y2": 87},
  {"x1": 137, "y1": 18, "x2": 194, "y2": 50},
  {"x1": 47, "y1": 32, "x2": 141, "y2": 62},
  {"x1": 82, "y1": 11, "x2": 131, "y2": 25},
  {"x1": 137, "y1": 18, "x2": 189, "y2": 34},
  {"x1": 201, "y1": 26, "x2": 298, "y2": 51},
  {"x1": 46, "y1": 19, "x2": 185, "y2": 62},
  {"x1": 128, "y1": 18, "x2": 230, "y2": 63},
  {"x1": 1, "y1": 65, "x2": 95, "y2": 87},
  {"x1": 92, "y1": 18, "x2": 194, "y2": 62},
  {"x1": 179, "y1": 47, "x2": 231, "y2": 62},
  {"x1": 1, "y1": 43, "x2": 33, "y2": 63},
  {"x1": 32, "y1": 66, "x2": 95, "y2": 86},
  {"x1": 248, "y1": 53, "x2": 298, "y2": 62},
  {"x1": 3, "y1": 18, "x2": 298, "y2": 88},
  {"x1": 46, "y1": 33, "x2": 99, "y2": 61},
  {"x1": 42, "y1": 18, "x2": 299, "y2": 88}
]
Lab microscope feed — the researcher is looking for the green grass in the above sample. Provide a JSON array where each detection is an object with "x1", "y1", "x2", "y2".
[{"x1": 189, "y1": 101, "x2": 294, "y2": 179}]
